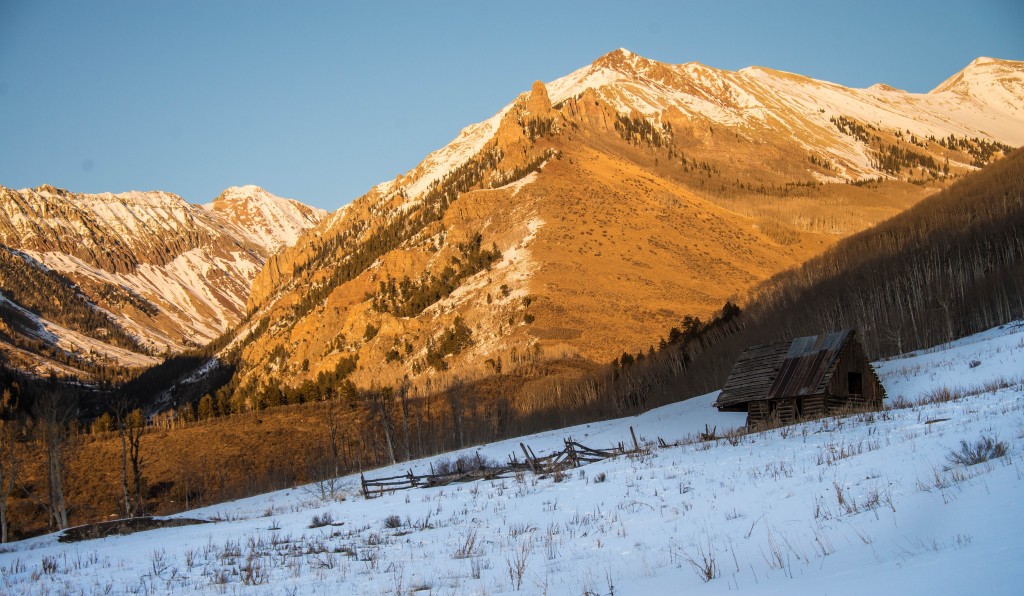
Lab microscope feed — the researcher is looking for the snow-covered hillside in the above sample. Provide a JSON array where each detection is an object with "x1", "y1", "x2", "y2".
[{"x1": 2, "y1": 322, "x2": 1022, "y2": 594}]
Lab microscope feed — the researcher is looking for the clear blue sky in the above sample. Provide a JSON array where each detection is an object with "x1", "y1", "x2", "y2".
[{"x1": 1, "y1": 1, "x2": 1020, "y2": 211}]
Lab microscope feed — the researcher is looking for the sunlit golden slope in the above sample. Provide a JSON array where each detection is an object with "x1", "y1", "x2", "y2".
[{"x1": 233, "y1": 51, "x2": 1022, "y2": 400}]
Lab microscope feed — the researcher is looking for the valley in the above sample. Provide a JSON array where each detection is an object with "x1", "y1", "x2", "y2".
[{"x1": 0, "y1": 49, "x2": 1021, "y2": 559}]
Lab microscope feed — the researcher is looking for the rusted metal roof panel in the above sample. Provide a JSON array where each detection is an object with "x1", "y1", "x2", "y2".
[
  {"x1": 767, "y1": 330, "x2": 850, "y2": 400},
  {"x1": 714, "y1": 330, "x2": 853, "y2": 409}
]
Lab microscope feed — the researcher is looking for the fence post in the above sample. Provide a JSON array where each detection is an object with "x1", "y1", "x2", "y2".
[
  {"x1": 521, "y1": 443, "x2": 537, "y2": 473},
  {"x1": 630, "y1": 426, "x2": 640, "y2": 452},
  {"x1": 360, "y1": 473, "x2": 369, "y2": 499},
  {"x1": 564, "y1": 438, "x2": 578, "y2": 468},
  {"x1": 527, "y1": 445, "x2": 542, "y2": 471}
]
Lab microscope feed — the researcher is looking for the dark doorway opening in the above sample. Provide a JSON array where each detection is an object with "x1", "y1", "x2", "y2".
[{"x1": 848, "y1": 372, "x2": 863, "y2": 395}]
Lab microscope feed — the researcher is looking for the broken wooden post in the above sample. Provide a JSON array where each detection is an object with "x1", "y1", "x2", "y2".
[
  {"x1": 630, "y1": 426, "x2": 640, "y2": 452},
  {"x1": 360, "y1": 473, "x2": 369, "y2": 499},
  {"x1": 564, "y1": 438, "x2": 579, "y2": 467},
  {"x1": 527, "y1": 445, "x2": 542, "y2": 471},
  {"x1": 521, "y1": 443, "x2": 537, "y2": 472}
]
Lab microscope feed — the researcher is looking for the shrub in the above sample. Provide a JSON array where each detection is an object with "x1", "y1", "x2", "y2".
[
  {"x1": 946, "y1": 435, "x2": 1008, "y2": 467},
  {"x1": 433, "y1": 452, "x2": 496, "y2": 475},
  {"x1": 383, "y1": 514, "x2": 402, "y2": 529},
  {"x1": 458, "y1": 452, "x2": 495, "y2": 471},
  {"x1": 308, "y1": 512, "x2": 334, "y2": 528}
]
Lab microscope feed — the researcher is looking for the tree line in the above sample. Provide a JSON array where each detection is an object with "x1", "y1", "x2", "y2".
[
  {"x1": 369, "y1": 233, "x2": 501, "y2": 317},
  {"x1": 654, "y1": 147, "x2": 1024, "y2": 399}
]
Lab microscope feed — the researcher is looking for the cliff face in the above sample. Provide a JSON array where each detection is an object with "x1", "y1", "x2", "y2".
[
  {"x1": 0, "y1": 184, "x2": 324, "y2": 378},
  {"x1": 229, "y1": 52, "x2": 1022, "y2": 401}
]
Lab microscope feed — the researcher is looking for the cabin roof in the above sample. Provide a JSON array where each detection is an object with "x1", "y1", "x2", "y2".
[{"x1": 714, "y1": 330, "x2": 853, "y2": 409}]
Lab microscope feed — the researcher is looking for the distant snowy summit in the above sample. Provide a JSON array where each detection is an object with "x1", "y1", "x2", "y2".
[
  {"x1": 0, "y1": 183, "x2": 326, "y2": 377},
  {"x1": 206, "y1": 185, "x2": 326, "y2": 253}
]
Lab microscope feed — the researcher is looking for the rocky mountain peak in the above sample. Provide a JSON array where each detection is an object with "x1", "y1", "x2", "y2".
[
  {"x1": 214, "y1": 185, "x2": 270, "y2": 203},
  {"x1": 227, "y1": 49, "x2": 1024, "y2": 400},
  {"x1": 205, "y1": 185, "x2": 326, "y2": 253},
  {"x1": 930, "y1": 56, "x2": 1024, "y2": 95},
  {"x1": 526, "y1": 80, "x2": 552, "y2": 116},
  {"x1": 31, "y1": 183, "x2": 66, "y2": 196},
  {"x1": 592, "y1": 47, "x2": 643, "y2": 71}
]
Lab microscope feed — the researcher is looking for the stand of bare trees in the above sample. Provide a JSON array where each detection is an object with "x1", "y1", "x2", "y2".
[
  {"x1": 654, "y1": 148, "x2": 1024, "y2": 399},
  {"x1": 0, "y1": 388, "x2": 26, "y2": 543},
  {"x1": 31, "y1": 388, "x2": 77, "y2": 531}
]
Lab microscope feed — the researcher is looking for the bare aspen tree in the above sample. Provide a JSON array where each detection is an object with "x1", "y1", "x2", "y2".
[
  {"x1": 32, "y1": 389, "x2": 75, "y2": 531},
  {"x1": 446, "y1": 380, "x2": 467, "y2": 449},
  {"x1": 112, "y1": 393, "x2": 146, "y2": 518},
  {"x1": 308, "y1": 392, "x2": 346, "y2": 500},
  {"x1": 397, "y1": 381, "x2": 412, "y2": 461},
  {"x1": 0, "y1": 388, "x2": 25, "y2": 543},
  {"x1": 366, "y1": 386, "x2": 397, "y2": 465},
  {"x1": 126, "y1": 409, "x2": 145, "y2": 515},
  {"x1": 324, "y1": 395, "x2": 344, "y2": 479}
]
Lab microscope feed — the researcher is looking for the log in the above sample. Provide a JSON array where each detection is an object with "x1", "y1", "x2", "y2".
[{"x1": 365, "y1": 479, "x2": 416, "y2": 487}]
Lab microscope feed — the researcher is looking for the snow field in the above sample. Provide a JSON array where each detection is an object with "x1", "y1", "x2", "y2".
[{"x1": 1, "y1": 322, "x2": 1022, "y2": 594}]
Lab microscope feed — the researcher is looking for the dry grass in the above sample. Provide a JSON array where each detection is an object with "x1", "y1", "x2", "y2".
[{"x1": 946, "y1": 435, "x2": 1008, "y2": 467}]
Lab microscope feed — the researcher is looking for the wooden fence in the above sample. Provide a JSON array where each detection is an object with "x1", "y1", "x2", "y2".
[{"x1": 360, "y1": 426, "x2": 644, "y2": 498}]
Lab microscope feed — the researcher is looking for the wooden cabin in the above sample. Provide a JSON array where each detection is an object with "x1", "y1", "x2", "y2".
[{"x1": 713, "y1": 330, "x2": 885, "y2": 427}]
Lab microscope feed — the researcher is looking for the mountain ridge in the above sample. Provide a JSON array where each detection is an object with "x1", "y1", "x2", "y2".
[
  {"x1": 0, "y1": 184, "x2": 325, "y2": 379},
  {"x1": 353, "y1": 50, "x2": 1023, "y2": 222},
  {"x1": 231, "y1": 51, "x2": 1021, "y2": 406}
]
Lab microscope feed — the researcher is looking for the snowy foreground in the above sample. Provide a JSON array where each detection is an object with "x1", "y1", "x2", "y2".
[{"x1": 3, "y1": 324, "x2": 1024, "y2": 595}]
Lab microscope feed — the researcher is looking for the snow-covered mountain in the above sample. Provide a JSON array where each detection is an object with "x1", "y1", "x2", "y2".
[
  {"x1": 238, "y1": 50, "x2": 1022, "y2": 398},
  {"x1": 0, "y1": 184, "x2": 325, "y2": 378},
  {"x1": 205, "y1": 185, "x2": 326, "y2": 254},
  {"x1": 4, "y1": 322, "x2": 1021, "y2": 594},
  {"x1": 372, "y1": 50, "x2": 1023, "y2": 205}
]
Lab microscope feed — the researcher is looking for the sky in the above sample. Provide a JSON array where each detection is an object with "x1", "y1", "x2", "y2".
[{"x1": 0, "y1": 1, "x2": 1021, "y2": 211}]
